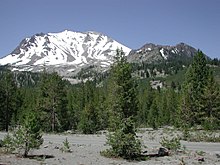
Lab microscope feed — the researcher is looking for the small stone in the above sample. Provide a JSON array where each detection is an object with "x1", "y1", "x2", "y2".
[
  {"x1": 197, "y1": 157, "x2": 205, "y2": 162},
  {"x1": 216, "y1": 153, "x2": 220, "y2": 158},
  {"x1": 66, "y1": 130, "x2": 72, "y2": 134},
  {"x1": 54, "y1": 146, "x2": 59, "y2": 149},
  {"x1": 158, "y1": 147, "x2": 169, "y2": 156},
  {"x1": 143, "y1": 150, "x2": 148, "y2": 154},
  {"x1": 44, "y1": 145, "x2": 48, "y2": 148}
]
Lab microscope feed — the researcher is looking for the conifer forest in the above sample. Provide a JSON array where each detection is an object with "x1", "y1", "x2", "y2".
[{"x1": 0, "y1": 50, "x2": 219, "y2": 134}]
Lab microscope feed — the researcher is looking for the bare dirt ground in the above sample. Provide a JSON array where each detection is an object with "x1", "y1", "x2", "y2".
[{"x1": 0, "y1": 128, "x2": 220, "y2": 165}]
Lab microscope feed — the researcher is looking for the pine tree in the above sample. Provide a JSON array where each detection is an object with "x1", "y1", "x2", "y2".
[
  {"x1": 166, "y1": 89, "x2": 180, "y2": 126},
  {"x1": 201, "y1": 71, "x2": 220, "y2": 129},
  {"x1": 105, "y1": 49, "x2": 141, "y2": 159},
  {"x1": 148, "y1": 96, "x2": 159, "y2": 129},
  {"x1": 157, "y1": 91, "x2": 168, "y2": 126},
  {"x1": 66, "y1": 87, "x2": 81, "y2": 130},
  {"x1": 17, "y1": 87, "x2": 39, "y2": 120},
  {"x1": 96, "y1": 86, "x2": 108, "y2": 130},
  {"x1": 11, "y1": 88, "x2": 24, "y2": 128},
  {"x1": 38, "y1": 72, "x2": 68, "y2": 132},
  {"x1": 105, "y1": 117, "x2": 141, "y2": 159},
  {"x1": 3, "y1": 112, "x2": 43, "y2": 157},
  {"x1": 78, "y1": 102, "x2": 99, "y2": 134},
  {"x1": 78, "y1": 80, "x2": 100, "y2": 133},
  {"x1": 107, "y1": 48, "x2": 138, "y2": 130},
  {"x1": 181, "y1": 50, "x2": 216, "y2": 127},
  {"x1": 0, "y1": 70, "x2": 17, "y2": 131},
  {"x1": 137, "y1": 81, "x2": 154, "y2": 127},
  {"x1": 17, "y1": 112, "x2": 43, "y2": 157}
]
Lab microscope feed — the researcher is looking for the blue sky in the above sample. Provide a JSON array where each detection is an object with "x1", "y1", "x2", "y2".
[{"x1": 0, "y1": 0, "x2": 219, "y2": 58}]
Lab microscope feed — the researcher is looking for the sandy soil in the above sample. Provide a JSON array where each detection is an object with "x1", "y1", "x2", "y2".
[{"x1": 0, "y1": 129, "x2": 220, "y2": 165}]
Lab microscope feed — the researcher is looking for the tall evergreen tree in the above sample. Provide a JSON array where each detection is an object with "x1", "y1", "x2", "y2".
[
  {"x1": 66, "y1": 86, "x2": 82, "y2": 130},
  {"x1": 148, "y1": 96, "x2": 159, "y2": 129},
  {"x1": 137, "y1": 81, "x2": 154, "y2": 127},
  {"x1": 0, "y1": 70, "x2": 17, "y2": 131},
  {"x1": 105, "y1": 49, "x2": 141, "y2": 159},
  {"x1": 17, "y1": 87, "x2": 39, "y2": 121},
  {"x1": 78, "y1": 81, "x2": 100, "y2": 133},
  {"x1": 157, "y1": 91, "x2": 168, "y2": 126},
  {"x1": 38, "y1": 72, "x2": 68, "y2": 132},
  {"x1": 166, "y1": 89, "x2": 181, "y2": 126},
  {"x1": 107, "y1": 48, "x2": 138, "y2": 130},
  {"x1": 78, "y1": 102, "x2": 99, "y2": 134},
  {"x1": 181, "y1": 50, "x2": 217, "y2": 127},
  {"x1": 201, "y1": 71, "x2": 220, "y2": 129}
]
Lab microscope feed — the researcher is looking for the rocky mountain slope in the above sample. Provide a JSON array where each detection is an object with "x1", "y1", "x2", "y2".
[
  {"x1": 0, "y1": 30, "x2": 201, "y2": 81},
  {"x1": 0, "y1": 30, "x2": 131, "y2": 77},
  {"x1": 128, "y1": 42, "x2": 197, "y2": 63}
]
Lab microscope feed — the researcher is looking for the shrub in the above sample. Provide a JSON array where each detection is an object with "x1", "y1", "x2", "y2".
[
  {"x1": 184, "y1": 131, "x2": 220, "y2": 142},
  {"x1": 160, "y1": 137, "x2": 181, "y2": 152},
  {"x1": 2, "y1": 134, "x2": 14, "y2": 153},
  {"x1": 182, "y1": 128, "x2": 190, "y2": 141},
  {"x1": 103, "y1": 117, "x2": 141, "y2": 159},
  {"x1": 203, "y1": 117, "x2": 219, "y2": 130},
  {"x1": 2, "y1": 113, "x2": 43, "y2": 157},
  {"x1": 60, "y1": 138, "x2": 72, "y2": 153}
]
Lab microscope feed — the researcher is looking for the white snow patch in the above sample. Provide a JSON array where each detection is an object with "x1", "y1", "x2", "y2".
[
  {"x1": 171, "y1": 48, "x2": 179, "y2": 54},
  {"x1": 137, "y1": 49, "x2": 142, "y2": 53},
  {"x1": 12, "y1": 68, "x2": 19, "y2": 71},
  {"x1": 159, "y1": 48, "x2": 168, "y2": 60},
  {"x1": 101, "y1": 61, "x2": 111, "y2": 66},
  {"x1": 67, "y1": 68, "x2": 75, "y2": 72},
  {"x1": 175, "y1": 48, "x2": 179, "y2": 53}
]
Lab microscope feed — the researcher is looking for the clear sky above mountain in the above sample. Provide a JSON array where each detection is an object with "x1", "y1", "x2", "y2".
[{"x1": 0, "y1": 0, "x2": 219, "y2": 58}]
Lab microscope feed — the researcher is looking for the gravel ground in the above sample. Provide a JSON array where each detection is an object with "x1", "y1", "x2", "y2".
[{"x1": 0, "y1": 129, "x2": 220, "y2": 165}]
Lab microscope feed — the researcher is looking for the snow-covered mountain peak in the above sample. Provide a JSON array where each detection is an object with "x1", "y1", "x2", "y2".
[{"x1": 0, "y1": 30, "x2": 131, "y2": 76}]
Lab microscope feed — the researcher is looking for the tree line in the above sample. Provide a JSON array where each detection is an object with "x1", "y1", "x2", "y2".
[{"x1": 0, "y1": 50, "x2": 219, "y2": 133}]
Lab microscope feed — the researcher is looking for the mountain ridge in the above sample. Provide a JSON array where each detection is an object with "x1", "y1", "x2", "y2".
[
  {"x1": 0, "y1": 30, "x2": 201, "y2": 80},
  {"x1": 0, "y1": 30, "x2": 131, "y2": 76},
  {"x1": 128, "y1": 42, "x2": 198, "y2": 63}
]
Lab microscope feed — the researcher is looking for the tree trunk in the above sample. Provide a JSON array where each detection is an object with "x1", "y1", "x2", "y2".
[
  {"x1": 52, "y1": 109, "x2": 55, "y2": 132},
  {"x1": 52, "y1": 97, "x2": 55, "y2": 132},
  {"x1": 5, "y1": 90, "x2": 9, "y2": 132},
  {"x1": 24, "y1": 141, "x2": 28, "y2": 157}
]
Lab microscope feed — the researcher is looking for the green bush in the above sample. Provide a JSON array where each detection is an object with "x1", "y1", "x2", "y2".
[
  {"x1": 182, "y1": 128, "x2": 190, "y2": 141},
  {"x1": 2, "y1": 113, "x2": 43, "y2": 157},
  {"x1": 60, "y1": 138, "x2": 72, "y2": 153},
  {"x1": 103, "y1": 118, "x2": 141, "y2": 159},
  {"x1": 203, "y1": 117, "x2": 219, "y2": 130},
  {"x1": 2, "y1": 134, "x2": 14, "y2": 153},
  {"x1": 184, "y1": 131, "x2": 220, "y2": 142},
  {"x1": 78, "y1": 103, "x2": 99, "y2": 134},
  {"x1": 160, "y1": 137, "x2": 181, "y2": 151}
]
